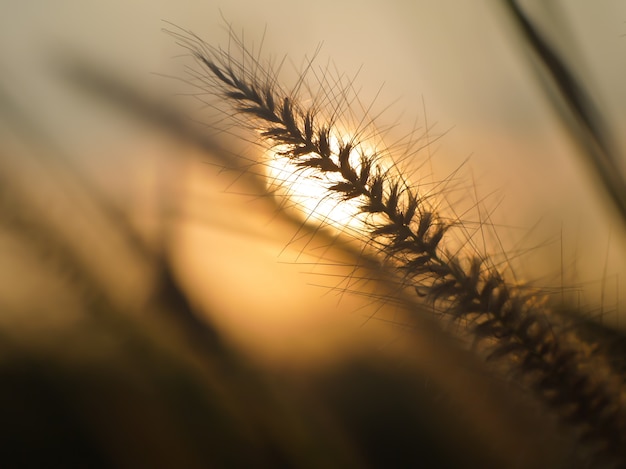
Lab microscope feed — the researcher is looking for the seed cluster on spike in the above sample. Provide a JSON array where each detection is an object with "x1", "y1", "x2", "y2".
[{"x1": 166, "y1": 25, "x2": 626, "y2": 465}]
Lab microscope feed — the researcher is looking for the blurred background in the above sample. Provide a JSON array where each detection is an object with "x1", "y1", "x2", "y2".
[
  {"x1": 0, "y1": 0, "x2": 624, "y2": 467},
  {"x1": 1, "y1": 0, "x2": 624, "y2": 328}
]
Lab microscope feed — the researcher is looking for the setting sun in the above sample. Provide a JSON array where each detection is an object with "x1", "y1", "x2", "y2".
[{"x1": 265, "y1": 139, "x2": 369, "y2": 234}]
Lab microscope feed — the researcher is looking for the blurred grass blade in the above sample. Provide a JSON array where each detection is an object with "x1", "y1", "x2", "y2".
[{"x1": 504, "y1": 0, "x2": 626, "y2": 225}]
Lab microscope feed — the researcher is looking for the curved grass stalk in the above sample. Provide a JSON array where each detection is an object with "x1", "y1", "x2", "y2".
[{"x1": 168, "y1": 25, "x2": 626, "y2": 466}]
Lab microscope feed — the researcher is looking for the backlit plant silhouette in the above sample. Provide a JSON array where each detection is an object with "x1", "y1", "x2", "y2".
[{"x1": 168, "y1": 23, "x2": 626, "y2": 466}]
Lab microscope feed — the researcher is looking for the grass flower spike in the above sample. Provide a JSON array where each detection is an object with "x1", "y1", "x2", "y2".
[{"x1": 168, "y1": 24, "x2": 626, "y2": 467}]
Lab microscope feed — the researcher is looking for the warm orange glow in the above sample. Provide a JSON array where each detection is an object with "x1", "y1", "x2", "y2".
[{"x1": 265, "y1": 138, "x2": 368, "y2": 235}]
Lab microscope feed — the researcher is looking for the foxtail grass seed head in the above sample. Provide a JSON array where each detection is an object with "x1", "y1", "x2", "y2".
[{"x1": 167, "y1": 23, "x2": 626, "y2": 467}]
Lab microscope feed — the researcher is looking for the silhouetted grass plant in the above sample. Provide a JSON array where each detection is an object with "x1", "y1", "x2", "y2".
[
  {"x1": 167, "y1": 23, "x2": 626, "y2": 467},
  {"x1": 6, "y1": 12, "x2": 622, "y2": 467}
]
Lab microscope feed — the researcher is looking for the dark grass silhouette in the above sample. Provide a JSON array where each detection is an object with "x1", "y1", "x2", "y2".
[
  {"x1": 165, "y1": 18, "x2": 626, "y2": 466},
  {"x1": 0, "y1": 4, "x2": 625, "y2": 469}
]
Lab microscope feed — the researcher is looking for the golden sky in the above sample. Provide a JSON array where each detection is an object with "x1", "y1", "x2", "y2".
[{"x1": 1, "y1": 0, "x2": 625, "y2": 335}]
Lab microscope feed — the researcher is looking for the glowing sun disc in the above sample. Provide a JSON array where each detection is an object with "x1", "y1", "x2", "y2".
[{"x1": 265, "y1": 143, "x2": 366, "y2": 234}]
